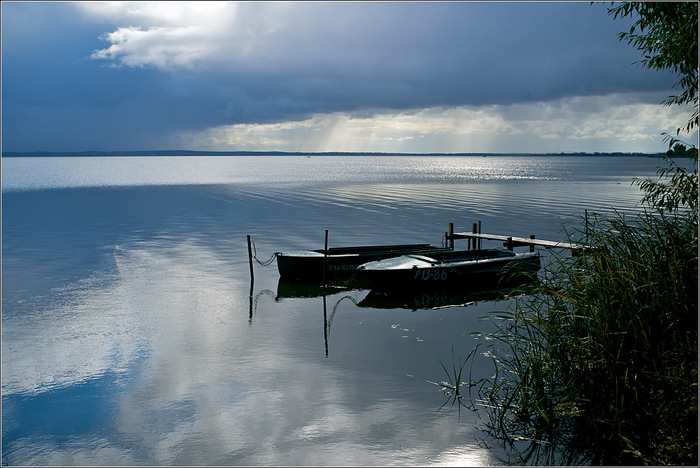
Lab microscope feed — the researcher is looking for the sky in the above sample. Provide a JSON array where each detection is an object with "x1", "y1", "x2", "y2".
[{"x1": 1, "y1": 1, "x2": 696, "y2": 154}]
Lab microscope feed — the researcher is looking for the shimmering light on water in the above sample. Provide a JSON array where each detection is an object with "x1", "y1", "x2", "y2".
[
  {"x1": 2, "y1": 155, "x2": 666, "y2": 465},
  {"x1": 2, "y1": 155, "x2": 662, "y2": 192}
]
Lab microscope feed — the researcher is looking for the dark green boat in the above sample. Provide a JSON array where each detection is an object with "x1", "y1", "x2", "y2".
[{"x1": 276, "y1": 243, "x2": 453, "y2": 280}]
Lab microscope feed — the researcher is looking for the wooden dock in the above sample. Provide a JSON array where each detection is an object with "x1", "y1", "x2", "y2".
[{"x1": 446, "y1": 222, "x2": 586, "y2": 253}]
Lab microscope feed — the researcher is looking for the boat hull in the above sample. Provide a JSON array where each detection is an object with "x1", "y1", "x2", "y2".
[
  {"x1": 357, "y1": 249, "x2": 541, "y2": 290},
  {"x1": 276, "y1": 244, "x2": 452, "y2": 280}
]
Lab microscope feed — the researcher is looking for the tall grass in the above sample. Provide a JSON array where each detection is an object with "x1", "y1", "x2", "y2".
[
  {"x1": 435, "y1": 346, "x2": 480, "y2": 417},
  {"x1": 465, "y1": 157, "x2": 698, "y2": 465}
]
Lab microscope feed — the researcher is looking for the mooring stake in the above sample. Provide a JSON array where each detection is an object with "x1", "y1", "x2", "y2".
[
  {"x1": 322, "y1": 229, "x2": 329, "y2": 357},
  {"x1": 247, "y1": 235, "x2": 255, "y2": 282},
  {"x1": 322, "y1": 229, "x2": 329, "y2": 288},
  {"x1": 478, "y1": 220, "x2": 482, "y2": 250}
]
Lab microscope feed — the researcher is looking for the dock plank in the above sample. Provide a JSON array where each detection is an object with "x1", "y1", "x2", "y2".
[{"x1": 451, "y1": 232, "x2": 585, "y2": 250}]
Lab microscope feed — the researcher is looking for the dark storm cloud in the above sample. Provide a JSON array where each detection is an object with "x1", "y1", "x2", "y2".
[
  {"x1": 191, "y1": 2, "x2": 672, "y2": 109},
  {"x1": 1, "y1": 1, "x2": 679, "y2": 152},
  {"x1": 181, "y1": 2, "x2": 673, "y2": 116}
]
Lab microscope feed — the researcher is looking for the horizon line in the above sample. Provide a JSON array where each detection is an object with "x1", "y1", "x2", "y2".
[{"x1": 2, "y1": 150, "x2": 667, "y2": 157}]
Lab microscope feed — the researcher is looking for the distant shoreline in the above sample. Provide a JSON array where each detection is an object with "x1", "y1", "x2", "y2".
[{"x1": 1, "y1": 150, "x2": 670, "y2": 158}]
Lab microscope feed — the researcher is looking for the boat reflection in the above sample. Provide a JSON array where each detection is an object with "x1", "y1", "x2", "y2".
[
  {"x1": 276, "y1": 276, "x2": 369, "y2": 300},
  {"x1": 272, "y1": 275, "x2": 538, "y2": 357},
  {"x1": 276, "y1": 274, "x2": 538, "y2": 310},
  {"x1": 358, "y1": 276, "x2": 538, "y2": 311}
]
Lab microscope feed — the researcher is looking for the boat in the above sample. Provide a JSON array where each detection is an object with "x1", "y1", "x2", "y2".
[
  {"x1": 356, "y1": 248, "x2": 541, "y2": 290},
  {"x1": 276, "y1": 243, "x2": 453, "y2": 280}
]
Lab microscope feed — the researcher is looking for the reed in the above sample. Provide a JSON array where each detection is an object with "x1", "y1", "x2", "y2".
[
  {"x1": 432, "y1": 345, "x2": 482, "y2": 417},
  {"x1": 464, "y1": 156, "x2": 698, "y2": 465}
]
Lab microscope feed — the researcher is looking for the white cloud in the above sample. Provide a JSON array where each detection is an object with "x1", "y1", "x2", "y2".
[
  {"x1": 176, "y1": 94, "x2": 694, "y2": 153},
  {"x1": 78, "y1": 1, "x2": 236, "y2": 28},
  {"x1": 91, "y1": 25, "x2": 212, "y2": 68},
  {"x1": 83, "y1": 1, "x2": 290, "y2": 70}
]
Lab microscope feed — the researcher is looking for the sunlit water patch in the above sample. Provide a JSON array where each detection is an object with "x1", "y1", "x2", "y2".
[{"x1": 2, "y1": 155, "x2": 665, "y2": 192}]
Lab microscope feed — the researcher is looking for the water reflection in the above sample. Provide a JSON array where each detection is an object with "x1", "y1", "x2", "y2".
[
  {"x1": 6, "y1": 237, "x2": 499, "y2": 465},
  {"x1": 270, "y1": 271, "x2": 539, "y2": 366},
  {"x1": 359, "y1": 279, "x2": 537, "y2": 311},
  {"x1": 2, "y1": 239, "x2": 243, "y2": 397},
  {"x1": 276, "y1": 277, "x2": 366, "y2": 299},
  {"x1": 275, "y1": 274, "x2": 536, "y2": 311}
]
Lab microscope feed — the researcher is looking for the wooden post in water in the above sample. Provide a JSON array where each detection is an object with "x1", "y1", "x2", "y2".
[
  {"x1": 247, "y1": 235, "x2": 255, "y2": 282},
  {"x1": 448, "y1": 223, "x2": 454, "y2": 249},
  {"x1": 506, "y1": 236, "x2": 513, "y2": 251},
  {"x1": 529, "y1": 234, "x2": 536, "y2": 253},
  {"x1": 478, "y1": 220, "x2": 482, "y2": 250},
  {"x1": 247, "y1": 235, "x2": 255, "y2": 324},
  {"x1": 323, "y1": 229, "x2": 329, "y2": 356},
  {"x1": 472, "y1": 223, "x2": 478, "y2": 251},
  {"x1": 322, "y1": 229, "x2": 329, "y2": 287}
]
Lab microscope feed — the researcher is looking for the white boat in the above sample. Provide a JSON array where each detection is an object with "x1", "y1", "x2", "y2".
[{"x1": 356, "y1": 248, "x2": 541, "y2": 290}]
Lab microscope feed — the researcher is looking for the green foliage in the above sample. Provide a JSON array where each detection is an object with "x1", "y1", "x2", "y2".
[
  {"x1": 636, "y1": 162, "x2": 698, "y2": 214},
  {"x1": 635, "y1": 153, "x2": 698, "y2": 216},
  {"x1": 469, "y1": 199, "x2": 698, "y2": 464},
  {"x1": 607, "y1": 1, "x2": 698, "y2": 134}
]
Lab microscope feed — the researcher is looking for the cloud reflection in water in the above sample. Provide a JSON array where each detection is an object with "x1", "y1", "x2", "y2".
[{"x1": 3, "y1": 237, "x2": 494, "y2": 465}]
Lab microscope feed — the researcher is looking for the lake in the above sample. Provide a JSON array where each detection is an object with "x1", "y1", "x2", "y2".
[{"x1": 1, "y1": 155, "x2": 664, "y2": 465}]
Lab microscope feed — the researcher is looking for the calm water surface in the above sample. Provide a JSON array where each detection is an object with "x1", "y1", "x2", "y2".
[{"x1": 2, "y1": 155, "x2": 663, "y2": 465}]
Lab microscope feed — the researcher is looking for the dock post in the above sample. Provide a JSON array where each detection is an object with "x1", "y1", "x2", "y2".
[
  {"x1": 448, "y1": 223, "x2": 454, "y2": 249},
  {"x1": 506, "y1": 236, "x2": 513, "y2": 251},
  {"x1": 323, "y1": 229, "x2": 329, "y2": 287},
  {"x1": 472, "y1": 223, "x2": 478, "y2": 251},
  {"x1": 323, "y1": 229, "x2": 329, "y2": 356},
  {"x1": 478, "y1": 220, "x2": 482, "y2": 250},
  {"x1": 247, "y1": 235, "x2": 255, "y2": 282},
  {"x1": 529, "y1": 235, "x2": 535, "y2": 253}
]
